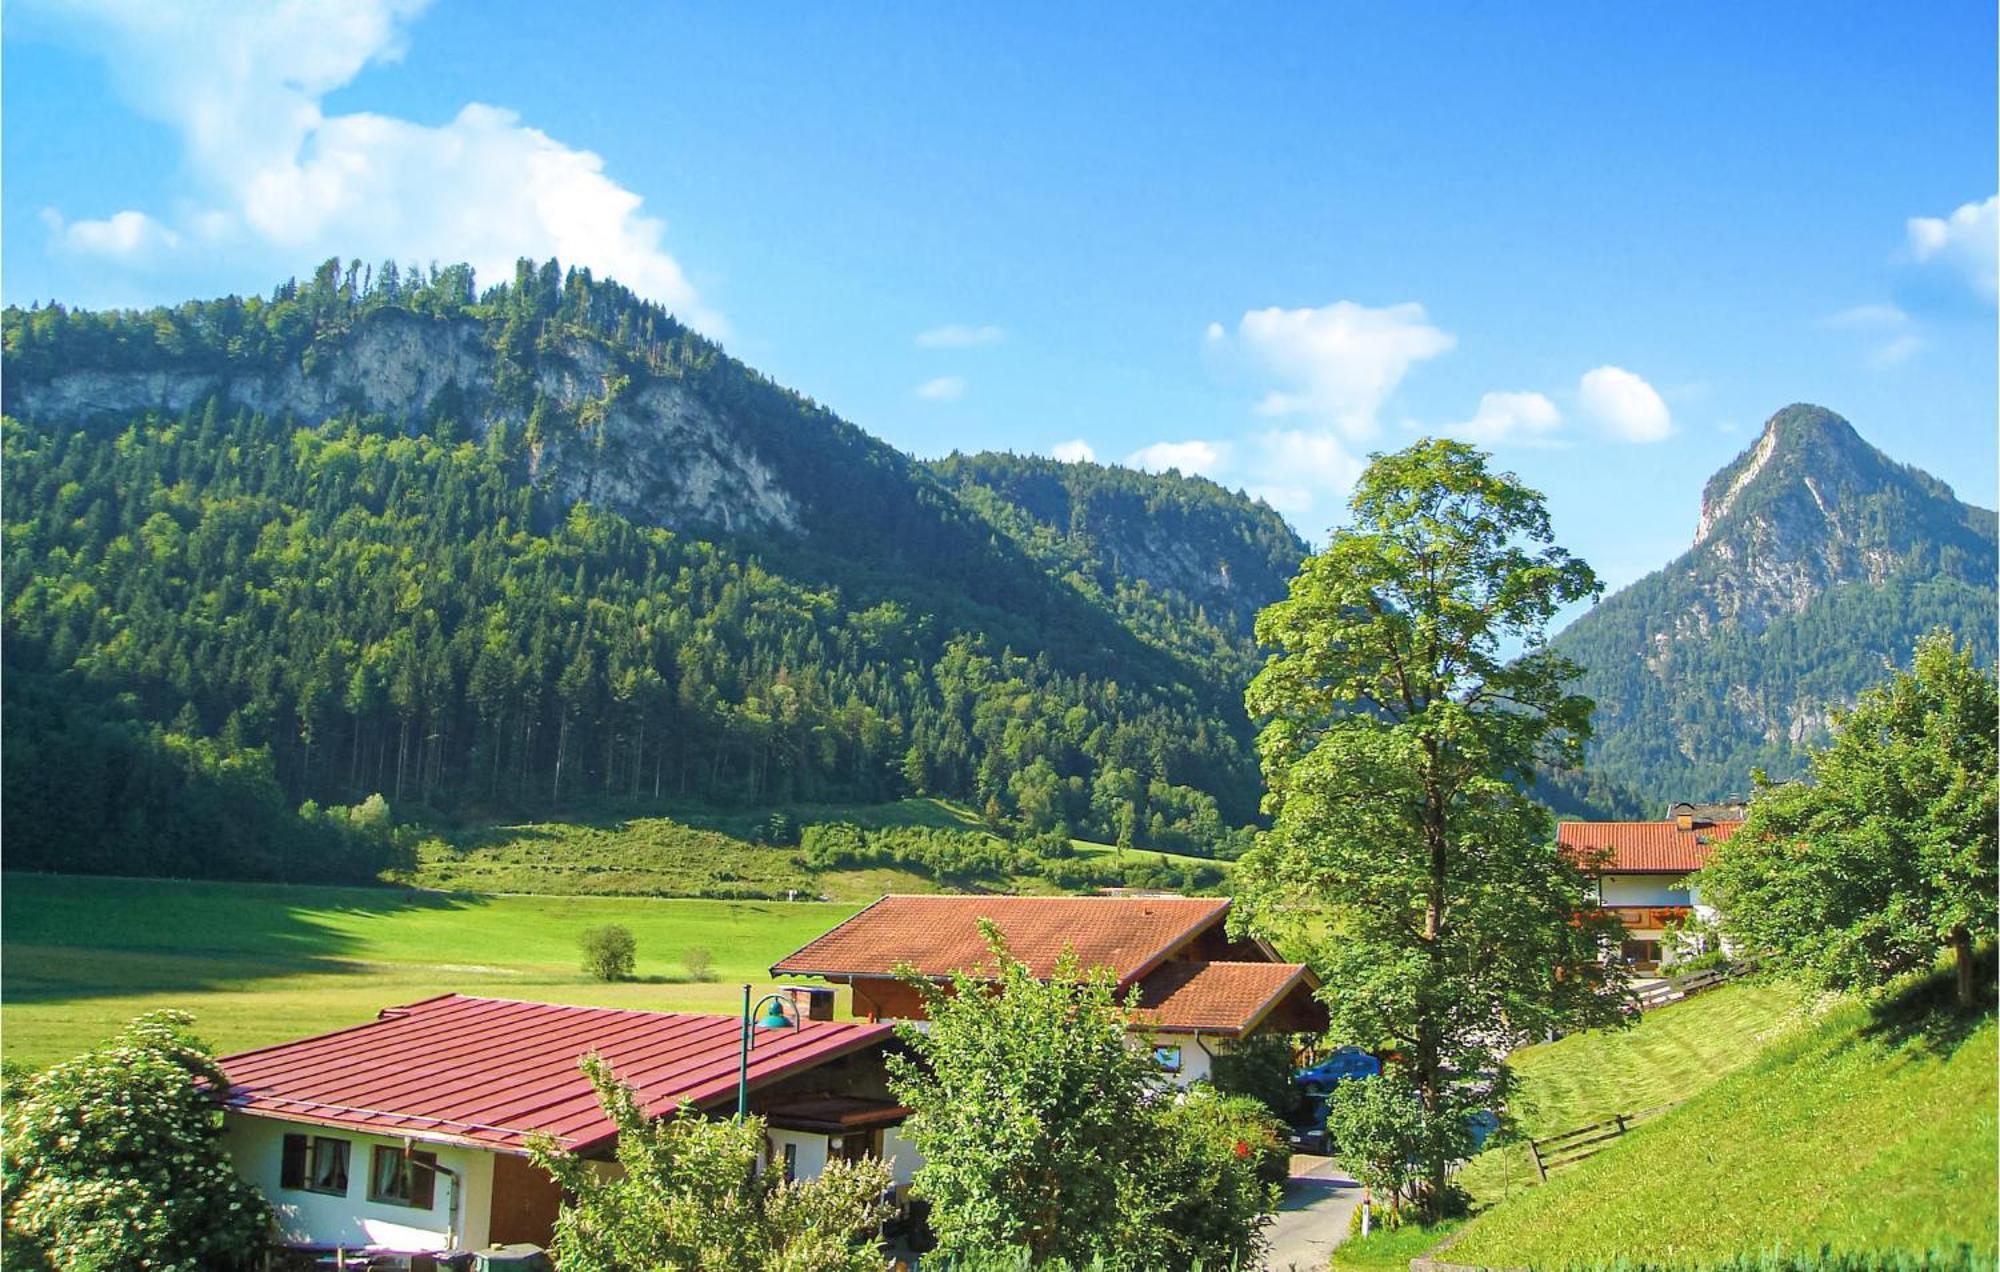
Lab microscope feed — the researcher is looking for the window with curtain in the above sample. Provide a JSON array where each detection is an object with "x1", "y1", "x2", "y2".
[
  {"x1": 280, "y1": 1133, "x2": 350, "y2": 1196},
  {"x1": 367, "y1": 1145, "x2": 438, "y2": 1209}
]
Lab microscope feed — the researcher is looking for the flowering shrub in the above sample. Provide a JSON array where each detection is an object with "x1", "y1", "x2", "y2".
[{"x1": 2, "y1": 1011, "x2": 270, "y2": 1271}]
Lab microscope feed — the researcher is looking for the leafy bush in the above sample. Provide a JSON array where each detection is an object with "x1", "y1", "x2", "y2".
[
  {"x1": 2, "y1": 1011, "x2": 271, "y2": 1272},
  {"x1": 1321, "y1": 1073, "x2": 1472, "y2": 1222},
  {"x1": 888, "y1": 923, "x2": 1280, "y2": 1270},
  {"x1": 579, "y1": 924, "x2": 637, "y2": 981},
  {"x1": 526, "y1": 1054, "x2": 892, "y2": 1271},
  {"x1": 1208, "y1": 1032, "x2": 1307, "y2": 1123},
  {"x1": 683, "y1": 945, "x2": 715, "y2": 982}
]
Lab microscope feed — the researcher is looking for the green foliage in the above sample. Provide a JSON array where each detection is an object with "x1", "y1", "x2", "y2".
[
  {"x1": 1237, "y1": 439, "x2": 1630, "y2": 1201},
  {"x1": 1320, "y1": 1074, "x2": 1443, "y2": 1217},
  {"x1": 1554, "y1": 406, "x2": 1997, "y2": 803},
  {"x1": 886, "y1": 924, "x2": 1279, "y2": 1270},
  {"x1": 1205, "y1": 1031, "x2": 1305, "y2": 1123},
  {"x1": 1699, "y1": 631, "x2": 1998, "y2": 1006},
  {"x1": 3, "y1": 264, "x2": 1282, "y2": 886},
  {"x1": 683, "y1": 945, "x2": 715, "y2": 982},
  {"x1": 579, "y1": 924, "x2": 637, "y2": 981},
  {"x1": 525, "y1": 1054, "x2": 891, "y2": 1272},
  {"x1": 1, "y1": 1011, "x2": 270, "y2": 1272}
]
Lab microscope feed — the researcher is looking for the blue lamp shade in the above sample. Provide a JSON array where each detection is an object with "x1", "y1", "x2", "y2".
[{"x1": 754, "y1": 999, "x2": 794, "y2": 1031}]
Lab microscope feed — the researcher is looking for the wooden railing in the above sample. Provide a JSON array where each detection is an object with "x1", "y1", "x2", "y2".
[
  {"x1": 1525, "y1": 1101, "x2": 1677, "y2": 1180},
  {"x1": 1634, "y1": 964, "x2": 1730, "y2": 1010},
  {"x1": 1596, "y1": 904, "x2": 1693, "y2": 930}
]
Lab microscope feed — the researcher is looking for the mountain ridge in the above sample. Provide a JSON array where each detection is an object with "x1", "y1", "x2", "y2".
[{"x1": 1553, "y1": 402, "x2": 1996, "y2": 802}]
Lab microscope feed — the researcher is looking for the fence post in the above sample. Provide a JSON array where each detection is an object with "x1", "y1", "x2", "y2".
[
  {"x1": 1614, "y1": 1113, "x2": 1629, "y2": 1137},
  {"x1": 1527, "y1": 1137, "x2": 1546, "y2": 1183}
]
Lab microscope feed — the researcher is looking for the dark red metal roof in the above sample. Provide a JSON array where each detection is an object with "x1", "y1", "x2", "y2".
[{"x1": 218, "y1": 994, "x2": 894, "y2": 1154}]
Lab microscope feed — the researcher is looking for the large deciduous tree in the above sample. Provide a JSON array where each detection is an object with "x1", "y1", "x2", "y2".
[
  {"x1": 1699, "y1": 630, "x2": 1997, "y2": 1008},
  {"x1": 1236, "y1": 439, "x2": 1627, "y2": 1207}
]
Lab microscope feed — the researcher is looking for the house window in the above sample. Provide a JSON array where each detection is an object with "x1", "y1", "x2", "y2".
[
  {"x1": 1153, "y1": 1044, "x2": 1183, "y2": 1074},
  {"x1": 368, "y1": 1145, "x2": 438, "y2": 1209},
  {"x1": 280, "y1": 1133, "x2": 350, "y2": 1196},
  {"x1": 781, "y1": 1142, "x2": 798, "y2": 1182}
]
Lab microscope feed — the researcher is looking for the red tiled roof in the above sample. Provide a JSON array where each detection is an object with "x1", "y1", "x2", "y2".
[
  {"x1": 1558, "y1": 820, "x2": 1744, "y2": 874},
  {"x1": 1133, "y1": 961, "x2": 1316, "y2": 1035},
  {"x1": 770, "y1": 894, "x2": 1232, "y2": 985},
  {"x1": 218, "y1": 995, "x2": 893, "y2": 1154}
]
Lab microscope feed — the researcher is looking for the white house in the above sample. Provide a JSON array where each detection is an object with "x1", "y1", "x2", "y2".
[
  {"x1": 217, "y1": 994, "x2": 914, "y2": 1260},
  {"x1": 1559, "y1": 807, "x2": 1744, "y2": 971}
]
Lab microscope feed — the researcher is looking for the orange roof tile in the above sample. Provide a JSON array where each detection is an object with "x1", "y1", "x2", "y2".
[
  {"x1": 218, "y1": 995, "x2": 894, "y2": 1154},
  {"x1": 770, "y1": 894, "x2": 1231, "y2": 985},
  {"x1": 1558, "y1": 820, "x2": 1743, "y2": 874},
  {"x1": 1133, "y1": 961, "x2": 1318, "y2": 1035}
]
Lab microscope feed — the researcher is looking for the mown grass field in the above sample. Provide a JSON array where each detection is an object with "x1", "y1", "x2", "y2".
[
  {"x1": 1067, "y1": 836, "x2": 1235, "y2": 874},
  {"x1": 1459, "y1": 978, "x2": 1810, "y2": 1205},
  {"x1": 1, "y1": 872, "x2": 863, "y2": 1068},
  {"x1": 1448, "y1": 972, "x2": 1998, "y2": 1268}
]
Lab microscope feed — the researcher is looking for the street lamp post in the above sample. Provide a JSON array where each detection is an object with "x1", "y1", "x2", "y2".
[{"x1": 738, "y1": 985, "x2": 801, "y2": 1118}]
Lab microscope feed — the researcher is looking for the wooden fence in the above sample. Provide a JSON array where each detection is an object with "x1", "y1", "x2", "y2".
[
  {"x1": 1634, "y1": 963, "x2": 1730, "y2": 1011},
  {"x1": 1524, "y1": 1100, "x2": 1677, "y2": 1181}
]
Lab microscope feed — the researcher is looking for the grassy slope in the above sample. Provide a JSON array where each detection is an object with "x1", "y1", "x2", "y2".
[
  {"x1": 2, "y1": 873, "x2": 861, "y2": 1068},
  {"x1": 1459, "y1": 979, "x2": 1808, "y2": 1204},
  {"x1": 401, "y1": 798, "x2": 987, "y2": 900},
  {"x1": 1068, "y1": 837, "x2": 1234, "y2": 873},
  {"x1": 1450, "y1": 980, "x2": 1998, "y2": 1267}
]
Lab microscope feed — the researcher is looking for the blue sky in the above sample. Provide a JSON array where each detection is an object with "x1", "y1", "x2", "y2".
[{"x1": 6, "y1": 2, "x2": 1995, "y2": 598}]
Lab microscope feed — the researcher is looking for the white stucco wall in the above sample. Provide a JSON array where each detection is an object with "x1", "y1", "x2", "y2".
[
  {"x1": 224, "y1": 1114, "x2": 495, "y2": 1252},
  {"x1": 880, "y1": 1126, "x2": 921, "y2": 1191},
  {"x1": 1599, "y1": 874, "x2": 1691, "y2": 907},
  {"x1": 766, "y1": 1127, "x2": 830, "y2": 1183}
]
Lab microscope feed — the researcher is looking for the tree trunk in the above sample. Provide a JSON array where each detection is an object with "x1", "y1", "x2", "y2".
[{"x1": 1952, "y1": 925, "x2": 1978, "y2": 1009}]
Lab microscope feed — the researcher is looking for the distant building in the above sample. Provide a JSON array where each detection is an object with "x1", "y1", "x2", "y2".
[
  {"x1": 216, "y1": 994, "x2": 913, "y2": 1260},
  {"x1": 770, "y1": 894, "x2": 1327, "y2": 1085},
  {"x1": 1559, "y1": 815, "x2": 1744, "y2": 972}
]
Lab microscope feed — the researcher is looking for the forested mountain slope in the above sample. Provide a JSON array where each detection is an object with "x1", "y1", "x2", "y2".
[
  {"x1": 1553, "y1": 404, "x2": 1997, "y2": 802},
  {"x1": 1, "y1": 260, "x2": 1288, "y2": 882}
]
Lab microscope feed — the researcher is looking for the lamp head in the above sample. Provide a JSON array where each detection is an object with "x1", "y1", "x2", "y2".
[{"x1": 755, "y1": 998, "x2": 795, "y2": 1031}]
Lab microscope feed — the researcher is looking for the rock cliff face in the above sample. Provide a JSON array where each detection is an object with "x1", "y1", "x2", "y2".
[
  {"x1": 1554, "y1": 404, "x2": 1997, "y2": 801},
  {"x1": 7, "y1": 309, "x2": 801, "y2": 537}
]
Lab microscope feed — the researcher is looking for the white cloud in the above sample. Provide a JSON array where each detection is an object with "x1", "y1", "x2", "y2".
[
  {"x1": 1906, "y1": 194, "x2": 1997, "y2": 304},
  {"x1": 1577, "y1": 366, "x2": 1672, "y2": 442},
  {"x1": 1051, "y1": 439, "x2": 1096, "y2": 463},
  {"x1": 31, "y1": 0, "x2": 718, "y2": 330},
  {"x1": 43, "y1": 208, "x2": 180, "y2": 261},
  {"x1": 1444, "y1": 390, "x2": 1563, "y2": 446},
  {"x1": 1822, "y1": 303, "x2": 1921, "y2": 367},
  {"x1": 1126, "y1": 440, "x2": 1229, "y2": 478},
  {"x1": 1242, "y1": 429, "x2": 1368, "y2": 522},
  {"x1": 1211, "y1": 301, "x2": 1456, "y2": 439},
  {"x1": 914, "y1": 376, "x2": 967, "y2": 402},
  {"x1": 916, "y1": 323, "x2": 1004, "y2": 349}
]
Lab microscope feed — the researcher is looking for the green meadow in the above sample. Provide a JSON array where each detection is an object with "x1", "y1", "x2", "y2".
[{"x1": 2, "y1": 872, "x2": 863, "y2": 1068}]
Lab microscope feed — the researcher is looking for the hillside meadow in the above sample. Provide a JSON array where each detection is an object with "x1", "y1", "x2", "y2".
[{"x1": 1, "y1": 872, "x2": 864, "y2": 1068}]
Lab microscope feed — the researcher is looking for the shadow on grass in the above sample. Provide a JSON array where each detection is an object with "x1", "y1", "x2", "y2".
[
  {"x1": 1, "y1": 872, "x2": 491, "y2": 1003},
  {"x1": 1856, "y1": 944, "x2": 1996, "y2": 1059}
]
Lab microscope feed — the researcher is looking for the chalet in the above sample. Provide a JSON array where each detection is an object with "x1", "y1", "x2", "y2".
[
  {"x1": 770, "y1": 894, "x2": 1326, "y2": 1084},
  {"x1": 216, "y1": 994, "x2": 916, "y2": 1261},
  {"x1": 1559, "y1": 807, "x2": 1744, "y2": 971}
]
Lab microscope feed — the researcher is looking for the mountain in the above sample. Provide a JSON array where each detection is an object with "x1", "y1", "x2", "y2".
[
  {"x1": 0, "y1": 259, "x2": 1292, "y2": 883},
  {"x1": 1554, "y1": 404, "x2": 1998, "y2": 804}
]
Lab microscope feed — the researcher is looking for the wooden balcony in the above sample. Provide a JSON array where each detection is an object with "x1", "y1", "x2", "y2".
[{"x1": 1592, "y1": 905, "x2": 1692, "y2": 931}]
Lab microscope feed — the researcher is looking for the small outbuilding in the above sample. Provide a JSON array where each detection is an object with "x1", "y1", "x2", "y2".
[{"x1": 217, "y1": 993, "x2": 912, "y2": 1260}]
